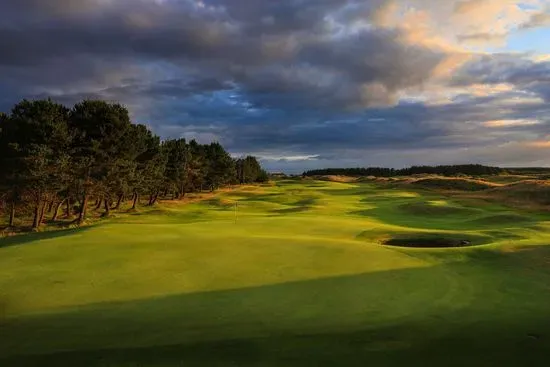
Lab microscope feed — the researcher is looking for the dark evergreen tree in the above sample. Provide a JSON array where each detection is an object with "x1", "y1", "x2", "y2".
[
  {"x1": 235, "y1": 156, "x2": 263, "y2": 183},
  {"x1": 163, "y1": 138, "x2": 191, "y2": 200},
  {"x1": 0, "y1": 112, "x2": 21, "y2": 227},
  {"x1": 131, "y1": 124, "x2": 166, "y2": 208},
  {"x1": 187, "y1": 139, "x2": 207, "y2": 192},
  {"x1": 0, "y1": 98, "x2": 268, "y2": 229},
  {"x1": 304, "y1": 164, "x2": 503, "y2": 178},
  {"x1": 69, "y1": 100, "x2": 134, "y2": 221},
  {"x1": 204, "y1": 142, "x2": 236, "y2": 191},
  {"x1": 6, "y1": 99, "x2": 71, "y2": 229}
]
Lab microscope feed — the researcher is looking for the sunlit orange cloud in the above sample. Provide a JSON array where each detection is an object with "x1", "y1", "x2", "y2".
[
  {"x1": 468, "y1": 83, "x2": 514, "y2": 96},
  {"x1": 531, "y1": 54, "x2": 550, "y2": 62},
  {"x1": 373, "y1": 0, "x2": 548, "y2": 107},
  {"x1": 526, "y1": 141, "x2": 550, "y2": 148},
  {"x1": 484, "y1": 119, "x2": 541, "y2": 127}
]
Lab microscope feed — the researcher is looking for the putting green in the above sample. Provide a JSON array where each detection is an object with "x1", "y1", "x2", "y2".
[{"x1": 1, "y1": 179, "x2": 550, "y2": 366}]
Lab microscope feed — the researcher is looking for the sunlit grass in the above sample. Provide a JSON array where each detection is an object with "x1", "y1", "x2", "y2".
[{"x1": 1, "y1": 179, "x2": 550, "y2": 366}]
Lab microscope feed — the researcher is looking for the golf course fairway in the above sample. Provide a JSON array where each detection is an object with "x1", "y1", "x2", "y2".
[{"x1": 1, "y1": 179, "x2": 550, "y2": 366}]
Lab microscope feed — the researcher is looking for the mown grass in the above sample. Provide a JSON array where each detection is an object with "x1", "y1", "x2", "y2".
[{"x1": 1, "y1": 179, "x2": 550, "y2": 366}]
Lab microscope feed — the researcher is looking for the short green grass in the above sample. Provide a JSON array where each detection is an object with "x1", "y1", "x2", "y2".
[{"x1": 2, "y1": 180, "x2": 550, "y2": 366}]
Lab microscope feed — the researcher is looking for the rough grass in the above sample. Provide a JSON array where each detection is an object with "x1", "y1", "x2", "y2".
[
  {"x1": 2, "y1": 179, "x2": 550, "y2": 366},
  {"x1": 490, "y1": 180, "x2": 550, "y2": 205},
  {"x1": 408, "y1": 177, "x2": 497, "y2": 191}
]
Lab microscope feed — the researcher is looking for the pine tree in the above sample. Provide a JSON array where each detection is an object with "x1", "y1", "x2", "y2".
[
  {"x1": 69, "y1": 100, "x2": 133, "y2": 221},
  {"x1": 7, "y1": 99, "x2": 71, "y2": 229}
]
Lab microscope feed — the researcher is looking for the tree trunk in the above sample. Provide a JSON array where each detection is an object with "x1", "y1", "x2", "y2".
[
  {"x1": 51, "y1": 199, "x2": 65, "y2": 221},
  {"x1": 47, "y1": 201, "x2": 54, "y2": 213},
  {"x1": 131, "y1": 192, "x2": 139, "y2": 209},
  {"x1": 103, "y1": 199, "x2": 110, "y2": 217},
  {"x1": 95, "y1": 197, "x2": 102, "y2": 209},
  {"x1": 39, "y1": 202, "x2": 47, "y2": 225},
  {"x1": 32, "y1": 203, "x2": 41, "y2": 229},
  {"x1": 8, "y1": 202, "x2": 15, "y2": 227},
  {"x1": 162, "y1": 189, "x2": 168, "y2": 198},
  {"x1": 66, "y1": 198, "x2": 72, "y2": 218},
  {"x1": 179, "y1": 185, "x2": 186, "y2": 200},
  {"x1": 148, "y1": 192, "x2": 160, "y2": 206},
  {"x1": 180, "y1": 188, "x2": 186, "y2": 199},
  {"x1": 113, "y1": 194, "x2": 124, "y2": 210},
  {"x1": 77, "y1": 195, "x2": 88, "y2": 224}
]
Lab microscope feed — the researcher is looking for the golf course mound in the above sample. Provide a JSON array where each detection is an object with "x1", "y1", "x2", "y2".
[
  {"x1": 203, "y1": 198, "x2": 235, "y2": 210},
  {"x1": 409, "y1": 177, "x2": 496, "y2": 191},
  {"x1": 398, "y1": 201, "x2": 477, "y2": 216},
  {"x1": 469, "y1": 214, "x2": 533, "y2": 225},
  {"x1": 491, "y1": 180, "x2": 550, "y2": 205},
  {"x1": 3, "y1": 178, "x2": 550, "y2": 366},
  {"x1": 383, "y1": 235, "x2": 478, "y2": 248},
  {"x1": 317, "y1": 175, "x2": 358, "y2": 183}
]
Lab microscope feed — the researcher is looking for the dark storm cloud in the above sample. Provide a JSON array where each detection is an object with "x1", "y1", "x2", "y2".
[
  {"x1": 0, "y1": 2, "x2": 236, "y2": 66},
  {"x1": 453, "y1": 54, "x2": 550, "y2": 85},
  {"x1": 1, "y1": 0, "x2": 549, "y2": 170},
  {"x1": 0, "y1": 0, "x2": 440, "y2": 111}
]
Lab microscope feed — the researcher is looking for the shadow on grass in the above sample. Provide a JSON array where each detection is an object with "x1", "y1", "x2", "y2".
[
  {"x1": 2, "y1": 252, "x2": 550, "y2": 366},
  {"x1": 240, "y1": 193, "x2": 284, "y2": 203},
  {"x1": 319, "y1": 188, "x2": 376, "y2": 196},
  {"x1": 0, "y1": 226, "x2": 97, "y2": 249},
  {"x1": 305, "y1": 183, "x2": 328, "y2": 188},
  {"x1": 227, "y1": 192, "x2": 266, "y2": 199},
  {"x1": 466, "y1": 214, "x2": 534, "y2": 226},
  {"x1": 202, "y1": 198, "x2": 234, "y2": 211},
  {"x1": 348, "y1": 200, "x2": 542, "y2": 231},
  {"x1": 269, "y1": 197, "x2": 318, "y2": 215},
  {"x1": 479, "y1": 230, "x2": 527, "y2": 241},
  {"x1": 275, "y1": 178, "x2": 304, "y2": 187},
  {"x1": 396, "y1": 202, "x2": 479, "y2": 217},
  {"x1": 270, "y1": 206, "x2": 312, "y2": 215}
]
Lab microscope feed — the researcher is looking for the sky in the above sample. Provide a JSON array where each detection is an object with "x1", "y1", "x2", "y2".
[{"x1": 1, "y1": 0, "x2": 549, "y2": 172}]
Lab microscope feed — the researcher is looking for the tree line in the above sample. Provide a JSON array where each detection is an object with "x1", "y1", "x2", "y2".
[
  {"x1": 303, "y1": 164, "x2": 504, "y2": 178},
  {"x1": 0, "y1": 99, "x2": 268, "y2": 230}
]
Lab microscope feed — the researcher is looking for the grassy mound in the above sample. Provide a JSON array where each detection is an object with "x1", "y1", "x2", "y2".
[
  {"x1": 481, "y1": 175, "x2": 533, "y2": 184},
  {"x1": 398, "y1": 201, "x2": 477, "y2": 216},
  {"x1": 270, "y1": 197, "x2": 319, "y2": 214},
  {"x1": 202, "y1": 198, "x2": 235, "y2": 210},
  {"x1": 469, "y1": 214, "x2": 533, "y2": 226},
  {"x1": 491, "y1": 180, "x2": 550, "y2": 205},
  {"x1": 317, "y1": 175, "x2": 359, "y2": 183},
  {"x1": 409, "y1": 177, "x2": 496, "y2": 191},
  {"x1": 2, "y1": 179, "x2": 550, "y2": 366}
]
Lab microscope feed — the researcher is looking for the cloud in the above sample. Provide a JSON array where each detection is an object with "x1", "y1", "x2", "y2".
[
  {"x1": 484, "y1": 119, "x2": 541, "y2": 127},
  {"x1": 450, "y1": 53, "x2": 550, "y2": 104},
  {"x1": 456, "y1": 32, "x2": 508, "y2": 45},
  {"x1": 1, "y1": 0, "x2": 550, "y2": 171},
  {"x1": 519, "y1": 10, "x2": 550, "y2": 29}
]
